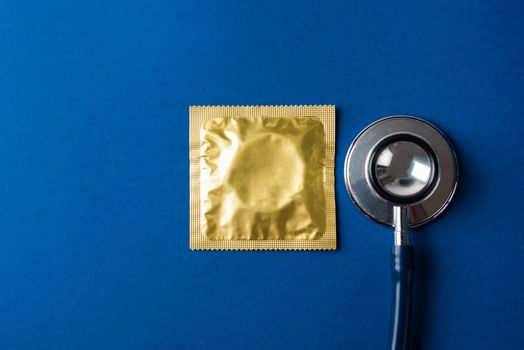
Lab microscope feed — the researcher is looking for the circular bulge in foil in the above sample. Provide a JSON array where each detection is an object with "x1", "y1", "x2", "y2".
[{"x1": 227, "y1": 133, "x2": 304, "y2": 213}]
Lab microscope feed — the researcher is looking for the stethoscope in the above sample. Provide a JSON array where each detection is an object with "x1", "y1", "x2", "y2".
[{"x1": 344, "y1": 116, "x2": 458, "y2": 350}]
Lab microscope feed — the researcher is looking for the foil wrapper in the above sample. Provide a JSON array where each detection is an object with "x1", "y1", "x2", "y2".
[{"x1": 190, "y1": 106, "x2": 336, "y2": 250}]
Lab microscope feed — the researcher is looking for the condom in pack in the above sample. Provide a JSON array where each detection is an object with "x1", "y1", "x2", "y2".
[{"x1": 189, "y1": 105, "x2": 336, "y2": 250}]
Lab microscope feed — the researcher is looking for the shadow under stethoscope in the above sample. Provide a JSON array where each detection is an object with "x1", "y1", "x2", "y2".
[{"x1": 410, "y1": 230, "x2": 434, "y2": 350}]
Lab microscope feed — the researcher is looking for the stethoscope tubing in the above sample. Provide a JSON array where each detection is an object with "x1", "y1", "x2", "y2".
[{"x1": 389, "y1": 245, "x2": 414, "y2": 350}]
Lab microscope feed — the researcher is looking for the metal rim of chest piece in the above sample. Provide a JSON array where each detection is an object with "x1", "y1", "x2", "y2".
[{"x1": 344, "y1": 116, "x2": 459, "y2": 227}]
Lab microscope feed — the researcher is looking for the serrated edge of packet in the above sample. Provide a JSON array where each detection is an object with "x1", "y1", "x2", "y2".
[
  {"x1": 189, "y1": 104, "x2": 335, "y2": 107},
  {"x1": 189, "y1": 248, "x2": 337, "y2": 251}
]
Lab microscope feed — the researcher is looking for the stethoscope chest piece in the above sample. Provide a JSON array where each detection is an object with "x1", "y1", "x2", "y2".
[
  {"x1": 344, "y1": 116, "x2": 458, "y2": 350},
  {"x1": 344, "y1": 116, "x2": 458, "y2": 227}
]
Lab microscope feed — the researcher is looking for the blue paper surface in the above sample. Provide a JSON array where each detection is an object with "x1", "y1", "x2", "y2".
[{"x1": 1, "y1": 1, "x2": 523, "y2": 349}]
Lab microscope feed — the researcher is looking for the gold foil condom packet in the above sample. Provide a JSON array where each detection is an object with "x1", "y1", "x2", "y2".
[{"x1": 190, "y1": 105, "x2": 336, "y2": 250}]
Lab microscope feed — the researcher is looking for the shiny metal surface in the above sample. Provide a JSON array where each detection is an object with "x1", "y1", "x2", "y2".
[
  {"x1": 344, "y1": 116, "x2": 458, "y2": 227},
  {"x1": 393, "y1": 206, "x2": 410, "y2": 245},
  {"x1": 374, "y1": 141, "x2": 434, "y2": 200}
]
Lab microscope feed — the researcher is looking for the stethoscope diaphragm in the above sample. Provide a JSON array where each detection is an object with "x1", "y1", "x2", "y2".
[{"x1": 344, "y1": 116, "x2": 458, "y2": 227}]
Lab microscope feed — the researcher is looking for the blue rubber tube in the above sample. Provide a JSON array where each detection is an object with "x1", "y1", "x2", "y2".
[{"x1": 389, "y1": 245, "x2": 415, "y2": 350}]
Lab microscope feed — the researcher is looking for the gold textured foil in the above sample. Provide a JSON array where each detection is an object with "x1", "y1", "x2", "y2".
[{"x1": 190, "y1": 106, "x2": 336, "y2": 250}]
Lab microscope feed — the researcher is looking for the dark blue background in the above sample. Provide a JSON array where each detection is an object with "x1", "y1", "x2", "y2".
[{"x1": 2, "y1": 1, "x2": 523, "y2": 349}]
